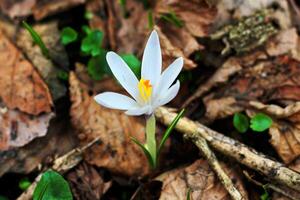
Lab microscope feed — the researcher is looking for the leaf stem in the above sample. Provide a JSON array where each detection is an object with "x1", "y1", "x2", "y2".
[{"x1": 145, "y1": 114, "x2": 157, "y2": 168}]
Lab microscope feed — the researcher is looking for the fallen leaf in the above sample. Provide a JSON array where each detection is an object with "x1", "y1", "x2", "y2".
[
  {"x1": 0, "y1": 31, "x2": 53, "y2": 115},
  {"x1": 17, "y1": 21, "x2": 68, "y2": 100},
  {"x1": 156, "y1": 159, "x2": 248, "y2": 200},
  {"x1": 0, "y1": 116, "x2": 77, "y2": 177},
  {"x1": 67, "y1": 162, "x2": 112, "y2": 200},
  {"x1": 0, "y1": 0, "x2": 36, "y2": 19},
  {"x1": 69, "y1": 72, "x2": 150, "y2": 177},
  {"x1": 32, "y1": 0, "x2": 86, "y2": 20},
  {"x1": 249, "y1": 101, "x2": 300, "y2": 163},
  {"x1": 0, "y1": 107, "x2": 54, "y2": 150}
]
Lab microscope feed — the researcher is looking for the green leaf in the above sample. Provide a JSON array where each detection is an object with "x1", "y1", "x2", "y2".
[
  {"x1": 160, "y1": 11, "x2": 183, "y2": 28},
  {"x1": 121, "y1": 54, "x2": 141, "y2": 79},
  {"x1": 250, "y1": 113, "x2": 272, "y2": 132},
  {"x1": 82, "y1": 25, "x2": 92, "y2": 35},
  {"x1": 145, "y1": 115, "x2": 157, "y2": 168},
  {"x1": 186, "y1": 188, "x2": 192, "y2": 200},
  {"x1": 33, "y1": 170, "x2": 72, "y2": 200},
  {"x1": 233, "y1": 113, "x2": 249, "y2": 133},
  {"x1": 22, "y1": 21, "x2": 49, "y2": 57},
  {"x1": 87, "y1": 50, "x2": 110, "y2": 80},
  {"x1": 131, "y1": 137, "x2": 155, "y2": 168},
  {"x1": 61, "y1": 27, "x2": 78, "y2": 45},
  {"x1": 158, "y1": 109, "x2": 185, "y2": 155},
  {"x1": 84, "y1": 11, "x2": 94, "y2": 20},
  {"x1": 19, "y1": 177, "x2": 31, "y2": 191},
  {"x1": 81, "y1": 30, "x2": 104, "y2": 56}
]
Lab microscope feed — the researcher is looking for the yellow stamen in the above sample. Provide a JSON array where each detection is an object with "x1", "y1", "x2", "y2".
[{"x1": 138, "y1": 78, "x2": 152, "y2": 102}]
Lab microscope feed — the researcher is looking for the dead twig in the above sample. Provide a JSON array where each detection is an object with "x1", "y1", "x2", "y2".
[{"x1": 155, "y1": 107, "x2": 300, "y2": 192}]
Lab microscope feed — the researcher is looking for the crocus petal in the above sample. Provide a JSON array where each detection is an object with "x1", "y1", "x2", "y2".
[
  {"x1": 154, "y1": 80, "x2": 180, "y2": 107},
  {"x1": 154, "y1": 57, "x2": 183, "y2": 98},
  {"x1": 106, "y1": 52, "x2": 140, "y2": 101},
  {"x1": 125, "y1": 106, "x2": 150, "y2": 116},
  {"x1": 94, "y1": 92, "x2": 138, "y2": 110},
  {"x1": 141, "y1": 30, "x2": 162, "y2": 87}
]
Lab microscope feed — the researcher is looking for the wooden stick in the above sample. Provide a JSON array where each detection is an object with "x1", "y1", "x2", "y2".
[{"x1": 155, "y1": 107, "x2": 300, "y2": 192}]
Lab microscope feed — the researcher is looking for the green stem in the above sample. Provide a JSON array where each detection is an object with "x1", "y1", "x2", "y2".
[{"x1": 145, "y1": 114, "x2": 157, "y2": 168}]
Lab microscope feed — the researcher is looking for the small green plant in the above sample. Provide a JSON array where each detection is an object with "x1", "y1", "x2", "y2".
[
  {"x1": 233, "y1": 113, "x2": 249, "y2": 133},
  {"x1": 233, "y1": 112, "x2": 272, "y2": 133},
  {"x1": 19, "y1": 177, "x2": 31, "y2": 191},
  {"x1": 33, "y1": 170, "x2": 72, "y2": 200},
  {"x1": 250, "y1": 113, "x2": 273, "y2": 132},
  {"x1": 160, "y1": 11, "x2": 183, "y2": 28},
  {"x1": 22, "y1": 21, "x2": 49, "y2": 57},
  {"x1": 61, "y1": 27, "x2": 78, "y2": 45},
  {"x1": 81, "y1": 30, "x2": 104, "y2": 56}
]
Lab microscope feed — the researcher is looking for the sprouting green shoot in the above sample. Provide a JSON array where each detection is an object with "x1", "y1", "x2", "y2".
[
  {"x1": 186, "y1": 188, "x2": 192, "y2": 200},
  {"x1": 250, "y1": 113, "x2": 272, "y2": 132},
  {"x1": 61, "y1": 27, "x2": 78, "y2": 45},
  {"x1": 84, "y1": 11, "x2": 94, "y2": 20},
  {"x1": 233, "y1": 113, "x2": 249, "y2": 133},
  {"x1": 22, "y1": 21, "x2": 49, "y2": 57},
  {"x1": 160, "y1": 11, "x2": 183, "y2": 28},
  {"x1": 19, "y1": 177, "x2": 31, "y2": 191}
]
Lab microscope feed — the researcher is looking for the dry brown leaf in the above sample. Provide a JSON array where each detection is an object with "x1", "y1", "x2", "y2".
[
  {"x1": 0, "y1": 31, "x2": 53, "y2": 115},
  {"x1": 156, "y1": 159, "x2": 248, "y2": 200},
  {"x1": 67, "y1": 162, "x2": 112, "y2": 200},
  {"x1": 250, "y1": 101, "x2": 300, "y2": 164},
  {"x1": 32, "y1": 0, "x2": 85, "y2": 20},
  {"x1": 17, "y1": 21, "x2": 68, "y2": 100},
  {"x1": 0, "y1": 116, "x2": 77, "y2": 177},
  {"x1": 0, "y1": 107, "x2": 54, "y2": 150},
  {"x1": 203, "y1": 55, "x2": 300, "y2": 122},
  {"x1": 69, "y1": 72, "x2": 150, "y2": 177},
  {"x1": 0, "y1": 0, "x2": 36, "y2": 19}
]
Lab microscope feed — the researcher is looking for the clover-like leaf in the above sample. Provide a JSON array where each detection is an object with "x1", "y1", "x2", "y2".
[
  {"x1": 61, "y1": 27, "x2": 78, "y2": 45},
  {"x1": 33, "y1": 170, "x2": 72, "y2": 200},
  {"x1": 81, "y1": 30, "x2": 103, "y2": 56},
  {"x1": 250, "y1": 113, "x2": 272, "y2": 132},
  {"x1": 121, "y1": 54, "x2": 141, "y2": 79},
  {"x1": 87, "y1": 50, "x2": 111, "y2": 80},
  {"x1": 233, "y1": 113, "x2": 249, "y2": 133}
]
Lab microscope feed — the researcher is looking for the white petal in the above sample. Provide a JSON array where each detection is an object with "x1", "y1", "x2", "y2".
[
  {"x1": 106, "y1": 52, "x2": 140, "y2": 101},
  {"x1": 155, "y1": 57, "x2": 183, "y2": 97},
  {"x1": 94, "y1": 92, "x2": 138, "y2": 110},
  {"x1": 154, "y1": 80, "x2": 180, "y2": 107},
  {"x1": 141, "y1": 30, "x2": 162, "y2": 87},
  {"x1": 125, "y1": 106, "x2": 150, "y2": 116}
]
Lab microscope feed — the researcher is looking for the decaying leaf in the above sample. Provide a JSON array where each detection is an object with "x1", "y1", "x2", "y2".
[
  {"x1": 156, "y1": 159, "x2": 248, "y2": 200},
  {"x1": 32, "y1": 0, "x2": 86, "y2": 20},
  {"x1": 0, "y1": 31, "x2": 53, "y2": 115},
  {"x1": 0, "y1": 107, "x2": 54, "y2": 150},
  {"x1": 0, "y1": 0, "x2": 36, "y2": 19},
  {"x1": 69, "y1": 72, "x2": 150, "y2": 177},
  {"x1": 17, "y1": 21, "x2": 68, "y2": 100},
  {"x1": 249, "y1": 101, "x2": 300, "y2": 163},
  {"x1": 67, "y1": 162, "x2": 112, "y2": 200},
  {"x1": 0, "y1": 116, "x2": 77, "y2": 177}
]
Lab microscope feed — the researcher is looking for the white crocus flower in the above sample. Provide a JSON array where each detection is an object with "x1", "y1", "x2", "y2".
[{"x1": 94, "y1": 30, "x2": 183, "y2": 116}]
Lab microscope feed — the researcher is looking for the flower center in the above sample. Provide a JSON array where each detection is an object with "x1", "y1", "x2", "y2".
[{"x1": 138, "y1": 78, "x2": 152, "y2": 102}]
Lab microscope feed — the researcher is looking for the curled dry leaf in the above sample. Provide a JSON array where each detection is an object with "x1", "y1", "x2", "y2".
[
  {"x1": 156, "y1": 159, "x2": 248, "y2": 200},
  {"x1": 69, "y1": 72, "x2": 150, "y2": 177},
  {"x1": 17, "y1": 21, "x2": 68, "y2": 100},
  {"x1": 0, "y1": 108, "x2": 54, "y2": 150},
  {"x1": 67, "y1": 162, "x2": 112, "y2": 200},
  {"x1": 32, "y1": 0, "x2": 86, "y2": 20},
  {"x1": 0, "y1": 31, "x2": 53, "y2": 115},
  {"x1": 250, "y1": 101, "x2": 300, "y2": 164}
]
